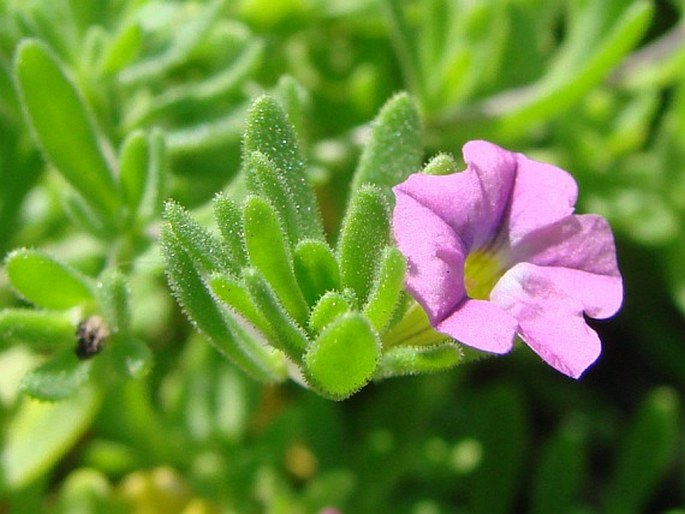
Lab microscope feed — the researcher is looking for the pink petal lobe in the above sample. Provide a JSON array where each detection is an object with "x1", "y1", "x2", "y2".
[
  {"x1": 511, "y1": 214, "x2": 623, "y2": 318},
  {"x1": 437, "y1": 298, "x2": 517, "y2": 354},
  {"x1": 491, "y1": 263, "x2": 602, "y2": 378},
  {"x1": 392, "y1": 188, "x2": 466, "y2": 322},
  {"x1": 506, "y1": 153, "x2": 578, "y2": 244},
  {"x1": 393, "y1": 140, "x2": 516, "y2": 249}
]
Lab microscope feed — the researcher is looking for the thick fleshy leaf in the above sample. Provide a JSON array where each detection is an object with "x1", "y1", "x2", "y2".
[
  {"x1": 118, "y1": 0, "x2": 223, "y2": 85},
  {"x1": 163, "y1": 201, "x2": 233, "y2": 274},
  {"x1": 137, "y1": 128, "x2": 167, "y2": 224},
  {"x1": 337, "y1": 185, "x2": 391, "y2": 305},
  {"x1": 132, "y1": 39, "x2": 264, "y2": 128},
  {"x1": 19, "y1": 349, "x2": 92, "y2": 401},
  {"x1": 1, "y1": 388, "x2": 101, "y2": 489},
  {"x1": 242, "y1": 268, "x2": 309, "y2": 362},
  {"x1": 244, "y1": 151, "x2": 302, "y2": 245},
  {"x1": 0, "y1": 309, "x2": 74, "y2": 349},
  {"x1": 14, "y1": 40, "x2": 119, "y2": 222},
  {"x1": 304, "y1": 313, "x2": 380, "y2": 400},
  {"x1": 213, "y1": 193, "x2": 248, "y2": 270},
  {"x1": 293, "y1": 240, "x2": 341, "y2": 307},
  {"x1": 272, "y1": 75, "x2": 309, "y2": 139},
  {"x1": 242, "y1": 95, "x2": 324, "y2": 241},
  {"x1": 376, "y1": 343, "x2": 461, "y2": 379},
  {"x1": 99, "y1": 21, "x2": 142, "y2": 74},
  {"x1": 242, "y1": 196, "x2": 308, "y2": 324},
  {"x1": 119, "y1": 130, "x2": 149, "y2": 221},
  {"x1": 308, "y1": 291, "x2": 353, "y2": 334},
  {"x1": 363, "y1": 246, "x2": 406, "y2": 333},
  {"x1": 351, "y1": 92, "x2": 422, "y2": 203},
  {"x1": 422, "y1": 153, "x2": 458, "y2": 176},
  {"x1": 209, "y1": 273, "x2": 277, "y2": 344},
  {"x1": 160, "y1": 227, "x2": 278, "y2": 381},
  {"x1": 5, "y1": 249, "x2": 95, "y2": 310},
  {"x1": 497, "y1": 1, "x2": 653, "y2": 137}
]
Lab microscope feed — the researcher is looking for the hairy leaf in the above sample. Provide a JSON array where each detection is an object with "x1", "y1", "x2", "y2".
[
  {"x1": 14, "y1": 40, "x2": 119, "y2": 222},
  {"x1": 304, "y1": 313, "x2": 380, "y2": 400},
  {"x1": 5, "y1": 249, "x2": 95, "y2": 310}
]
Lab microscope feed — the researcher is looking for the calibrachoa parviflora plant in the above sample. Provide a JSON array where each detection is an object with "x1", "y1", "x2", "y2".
[{"x1": 162, "y1": 98, "x2": 623, "y2": 398}]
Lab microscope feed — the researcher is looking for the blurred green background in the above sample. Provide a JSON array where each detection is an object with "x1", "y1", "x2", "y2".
[{"x1": 1, "y1": 0, "x2": 684, "y2": 512}]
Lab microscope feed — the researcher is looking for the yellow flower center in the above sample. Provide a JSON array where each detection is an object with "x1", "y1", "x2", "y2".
[{"x1": 464, "y1": 250, "x2": 504, "y2": 300}]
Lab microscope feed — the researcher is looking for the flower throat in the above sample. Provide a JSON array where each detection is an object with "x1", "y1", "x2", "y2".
[{"x1": 463, "y1": 250, "x2": 505, "y2": 300}]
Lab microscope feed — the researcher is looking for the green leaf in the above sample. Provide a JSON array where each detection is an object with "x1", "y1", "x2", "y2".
[
  {"x1": 118, "y1": 130, "x2": 149, "y2": 222},
  {"x1": 209, "y1": 273, "x2": 277, "y2": 344},
  {"x1": 99, "y1": 21, "x2": 142, "y2": 75},
  {"x1": 336, "y1": 185, "x2": 391, "y2": 305},
  {"x1": 213, "y1": 193, "x2": 248, "y2": 270},
  {"x1": 0, "y1": 309, "x2": 74, "y2": 350},
  {"x1": 244, "y1": 151, "x2": 302, "y2": 245},
  {"x1": 304, "y1": 312, "x2": 380, "y2": 400},
  {"x1": 375, "y1": 343, "x2": 461, "y2": 379},
  {"x1": 19, "y1": 349, "x2": 92, "y2": 401},
  {"x1": 5, "y1": 249, "x2": 95, "y2": 310},
  {"x1": 498, "y1": 1, "x2": 653, "y2": 136},
  {"x1": 308, "y1": 291, "x2": 353, "y2": 334},
  {"x1": 160, "y1": 228, "x2": 279, "y2": 382},
  {"x1": 1, "y1": 387, "x2": 101, "y2": 489},
  {"x1": 604, "y1": 387, "x2": 680, "y2": 514},
  {"x1": 293, "y1": 240, "x2": 341, "y2": 307},
  {"x1": 137, "y1": 128, "x2": 167, "y2": 224},
  {"x1": 14, "y1": 40, "x2": 119, "y2": 222},
  {"x1": 242, "y1": 196, "x2": 308, "y2": 324},
  {"x1": 243, "y1": 95, "x2": 324, "y2": 241},
  {"x1": 272, "y1": 75, "x2": 310, "y2": 140},
  {"x1": 242, "y1": 268, "x2": 309, "y2": 362},
  {"x1": 163, "y1": 200, "x2": 233, "y2": 274},
  {"x1": 118, "y1": 0, "x2": 224, "y2": 85},
  {"x1": 351, "y1": 92, "x2": 422, "y2": 201},
  {"x1": 530, "y1": 418, "x2": 587, "y2": 514},
  {"x1": 126, "y1": 39, "x2": 263, "y2": 128},
  {"x1": 363, "y1": 246, "x2": 406, "y2": 333},
  {"x1": 423, "y1": 152, "x2": 458, "y2": 175}
]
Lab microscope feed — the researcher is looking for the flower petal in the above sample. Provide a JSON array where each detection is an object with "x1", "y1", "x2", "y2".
[
  {"x1": 491, "y1": 263, "x2": 602, "y2": 378},
  {"x1": 393, "y1": 140, "x2": 515, "y2": 250},
  {"x1": 506, "y1": 152, "x2": 578, "y2": 244},
  {"x1": 392, "y1": 188, "x2": 467, "y2": 322},
  {"x1": 437, "y1": 298, "x2": 517, "y2": 354},
  {"x1": 511, "y1": 214, "x2": 623, "y2": 318}
]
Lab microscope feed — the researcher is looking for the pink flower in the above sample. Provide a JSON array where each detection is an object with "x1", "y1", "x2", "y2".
[{"x1": 392, "y1": 140, "x2": 623, "y2": 378}]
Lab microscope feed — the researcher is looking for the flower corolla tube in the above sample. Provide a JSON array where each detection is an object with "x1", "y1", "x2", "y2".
[{"x1": 392, "y1": 140, "x2": 623, "y2": 378}]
